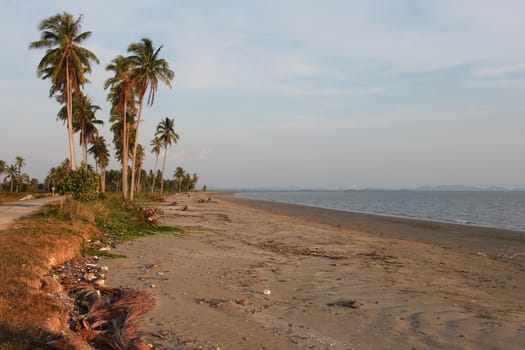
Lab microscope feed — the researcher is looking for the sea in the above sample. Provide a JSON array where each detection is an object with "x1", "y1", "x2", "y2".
[{"x1": 237, "y1": 190, "x2": 525, "y2": 232}]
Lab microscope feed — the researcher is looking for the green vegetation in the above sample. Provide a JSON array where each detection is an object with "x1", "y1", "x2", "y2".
[{"x1": 58, "y1": 166, "x2": 100, "y2": 201}]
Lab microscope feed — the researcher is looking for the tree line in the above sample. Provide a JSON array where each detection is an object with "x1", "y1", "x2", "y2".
[{"x1": 17, "y1": 12, "x2": 202, "y2": 199}]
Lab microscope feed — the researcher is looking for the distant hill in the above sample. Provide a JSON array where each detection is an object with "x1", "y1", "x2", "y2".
[{"x1": 414, "y1": 185, "x2": 510, "y2": 191}]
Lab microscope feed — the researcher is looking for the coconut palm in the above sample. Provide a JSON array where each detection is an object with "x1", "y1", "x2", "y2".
[
  {"x1": 150, "y1": 136, "x2": 162, "y2": 193},
  {"x1": 134, "y1": 144, "x2": 145, "y2": 193},
  {"x1": 29, "y1": 12, "x2": 99, "y2": 170},
  {"x1": 88, "y1": 136, "x2": 110, "y2": 193},
  {"x1": 174, "y1": 166, "x2": 185, "y2": 192},
  {"x1": 105, "y1": 55, "x2": 136, "y2": 200},
  {"x1": 4, "y1": 165, "x2": 17, "y2": 193},
  {"x1": 190, "y1": 173, "x2": 199, "y2": 191},
  {"x1": 127, "y1": 38, "x2": 175, "y2": 201},
  {"x1": 14, "y1": 157, "x2": 25, "y2": 192},
  {"x1": 58, "y1": 93, "x2": 103, "y2": 165},
  {"x1": 155, "y1": 117, "x2": 179, "y2": 196}
]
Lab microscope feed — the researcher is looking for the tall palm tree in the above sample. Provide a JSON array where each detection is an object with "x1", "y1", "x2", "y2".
[
  {"x1": 127, "y1": 38, "x2": 175, "y2": 201},
  {"x1": 155, "y1": 117, "x2": 179, "y2": 196},
  {"x1": 150, "y1": 136, "x2": 162, "y2": 193},
  {"x1": 88, "y1": 136, "x2": 110, "y2": 193},
  {"x1": 29, "y1": 12, "x2": 99, "y2": 170},
  {"x1": 105, "y1": 55, "x2": 136, "y2": 200}
]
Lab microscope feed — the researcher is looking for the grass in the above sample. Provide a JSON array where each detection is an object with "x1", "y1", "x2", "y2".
[
  {"x1": 0, "y1": 192, "x2": 184, "y2": 349},
  {"x1": 94, "y1": 194, "x2": 184, "y2": 244}
]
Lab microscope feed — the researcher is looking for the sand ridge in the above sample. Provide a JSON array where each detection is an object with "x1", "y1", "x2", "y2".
[{"x1": 101, "y1": 192, "x2": 525, "y2": 349}]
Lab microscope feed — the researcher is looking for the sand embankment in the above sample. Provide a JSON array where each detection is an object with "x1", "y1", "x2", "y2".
[{"x1": 101, "y1": 192, "x2": 525, "y2": 349}]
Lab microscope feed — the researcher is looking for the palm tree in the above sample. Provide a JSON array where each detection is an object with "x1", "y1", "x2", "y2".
[
  {"x1": 127, "y1": 38, "x2": 175, "y2": 201},
  {"x1": 174, "y1": 166, "x2": 185, "y2": 192},
  {"x1": 58, "y1": 93, "x2": 103, "y2": 165},
  {"x1": 29, "y1": 12, "x2": 99, "y2": 170},
  {"x1": 15, "y1": 157, "x2": 25, "y2": 192},
  {"x1": 191, "y1": 173, "x2": 199, "y2": 191},
  {"x1": 5, "y1": 165, "x2": 17, "y2": 193},
  {"x1": 150, "y1": 136, "x2": 162, "y2": 193},
  {"x1": 155, "y1": 117, "x2": 179, "y2": 196},
  {"x1": 134, "y1": 144, "x2": 145, "y2": 193},
  {"x1": 88, "y1": 136, "x2": 110, "y2": 193},
  {"x1": 105, "y1": 55, "x2": 136, "y2": 200}
]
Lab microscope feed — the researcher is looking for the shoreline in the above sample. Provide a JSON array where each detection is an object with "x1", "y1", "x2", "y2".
[
  {"x1": 218, "y1": 192, "x2": 525, "y2": 258},
  {"x1": 235, "y1": 192, "x2": 525, "y2": 233}
]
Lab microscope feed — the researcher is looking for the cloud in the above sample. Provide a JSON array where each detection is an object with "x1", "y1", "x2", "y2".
[{"x1": 471, "y1": 63, "x2": 525, "y2": 78}]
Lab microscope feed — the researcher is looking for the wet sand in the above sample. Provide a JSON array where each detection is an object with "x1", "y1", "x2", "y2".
[{"x1": 101, "y1": 192, "x2": 525, "y2": 349}]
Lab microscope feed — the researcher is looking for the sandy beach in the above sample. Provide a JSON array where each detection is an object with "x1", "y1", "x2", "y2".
[{"x1": 101, "y1": 192, "x2": 525, "y2": 349}]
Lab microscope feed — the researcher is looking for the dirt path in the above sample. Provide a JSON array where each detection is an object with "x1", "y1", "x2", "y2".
[
  {"x1": 101, "y1": 192, "x2": 525, "y2": 350},
  {"x1": 0, "y1": 196, "x2": 62, "y2": 230}
]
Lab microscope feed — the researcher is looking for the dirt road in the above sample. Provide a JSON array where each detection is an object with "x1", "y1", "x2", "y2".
[{"x1": 0, "y1": 196, "x2": 61, "y2": 230}]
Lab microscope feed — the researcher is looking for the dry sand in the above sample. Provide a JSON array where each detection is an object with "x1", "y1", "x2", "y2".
[{"x1": 101, "y1": 192, "x2": 525, "y2": 350}]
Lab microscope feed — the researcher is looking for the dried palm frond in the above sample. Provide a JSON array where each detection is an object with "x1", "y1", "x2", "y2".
[{"x1": 68, "y1": 283, "x2": 156, "y2": 349}]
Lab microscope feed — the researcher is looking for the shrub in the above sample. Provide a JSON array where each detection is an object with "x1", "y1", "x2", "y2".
[{"x1": 58, "y1": 167, "x2": 100, "y2": 201}]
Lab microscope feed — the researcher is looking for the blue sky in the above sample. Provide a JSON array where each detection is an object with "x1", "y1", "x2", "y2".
[{"x1": 1, "y1": 0, "x2": 524, "y2": 189}]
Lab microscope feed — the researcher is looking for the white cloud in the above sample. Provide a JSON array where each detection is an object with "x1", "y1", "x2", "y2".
[{"x1": 471, "y1": 63, "x2": 525, "y2": 78}]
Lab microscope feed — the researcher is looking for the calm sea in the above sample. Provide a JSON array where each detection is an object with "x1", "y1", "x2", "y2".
[{"x1": 237, "y1": 190, "x2": 525, "y2": 232}]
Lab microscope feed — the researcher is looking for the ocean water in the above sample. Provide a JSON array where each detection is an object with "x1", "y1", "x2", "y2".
[{"x1": 237, "y1": 190, "x2": 525, "y2": 232}]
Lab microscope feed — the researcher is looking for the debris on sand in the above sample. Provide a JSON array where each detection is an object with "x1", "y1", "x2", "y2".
[
  {"x1": 327, "y1": 299, "x2": 364, "y2": 309},
  {"x1": 138, "y1": 207, "x2": 163, "y2": 226},
  {"x1": 67, "y1": 283, "x2": 156, "y2": 350}
]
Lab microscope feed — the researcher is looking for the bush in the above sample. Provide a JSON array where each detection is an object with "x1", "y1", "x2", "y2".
[{"x1": 58, "y1": 167, "x2": 100, "y2": 201}]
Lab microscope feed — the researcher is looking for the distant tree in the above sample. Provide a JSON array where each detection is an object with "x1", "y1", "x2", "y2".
[
  {"x1": 134, "y1": 144, "x2": 145, "y2": 193},
  {"x1": 4, "y1": 165, "x2": 17, "y2": 192},
  {"x1": 0, "y1": 160, "x2": 6, "y2": 190},
  {"x1": 14, "y1": 157, "x2": 25, "y2": 192},
  {"x1": 44, "y1": 159, "x2": 71, "y2": 192},
  {"x1": 88, "y1": 136, "x2": 110, "y2": 193},
  {"x1": 202, "y1": 184, "x2": 207, "y2": 192},
  {"x1": 190, "y1": 173, "x2": 199, "y2": 191},
  {"x1": 155, "y1": 117, "x2": 179, "y2": 196},
  {"x1": 127, "y1": 38, "x2": 175, "y2": 201},
  {"x1": 30, "y1": 178, "x2": 39, "y2": 192},
  {"x1": 150, "y1": 136, "x2": 162, "y2": 193},
  {"x1": 29, "y1": 12, "x2": 99, "y2": 170},
  {"x1": 174, "y1": 166, "x2": 185, "y2": 192}
]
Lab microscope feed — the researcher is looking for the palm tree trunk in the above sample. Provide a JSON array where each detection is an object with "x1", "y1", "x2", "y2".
[
  {"x1": 160, "y1": 146, "x2": 168, "y2": 196},
  {"x1": 121, "y1": 98, "x2": 129, "y2": 200},
  {"x1": 10, "y1": 179, "x2": 14, "y2": 193},
  {"x1": 151, "y1": 154, "x2": 159, "y2": 194},
  {"x1": 130, "y1": 96, "x2": 145, "y2": 201},
  {"x1": 82, "y1": 123, "x2": 88, "y2": 166},
  {"x1": 100, "y1": 166, "x2": 106, "y2": 193},
  {"x1": 66, "y1": 61, "x2": 77, "y2": 171},
  {"x1": 136, "y1": 167, "x2": 142, "y2": 193}
]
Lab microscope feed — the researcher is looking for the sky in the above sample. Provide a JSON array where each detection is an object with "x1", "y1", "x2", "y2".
[{"x1": 1, "y1": 0, "x2": 524, "y2": 189}]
